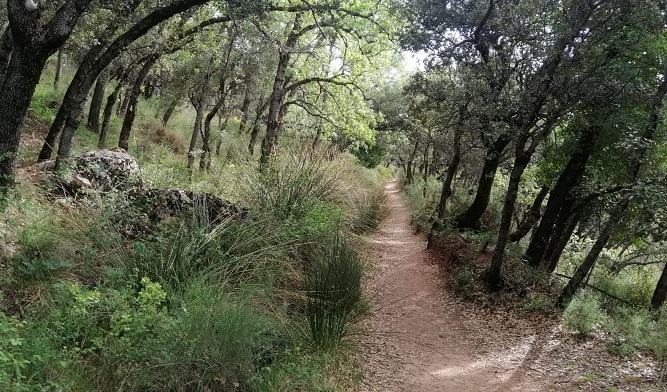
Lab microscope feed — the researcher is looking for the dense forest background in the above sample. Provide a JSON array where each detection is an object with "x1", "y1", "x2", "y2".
[{"x1": 0, "y1": 0, "x2": 666, "y2": 390}]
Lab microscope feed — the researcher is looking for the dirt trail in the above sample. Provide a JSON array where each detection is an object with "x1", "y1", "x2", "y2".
[{"x1": 359, "y1": 182, "x2": 541, "y2": 392}]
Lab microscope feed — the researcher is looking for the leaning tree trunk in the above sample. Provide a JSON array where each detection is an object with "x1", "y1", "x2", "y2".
[
  {"x1": 87, "y1": 70, "x2": 109, "y2": 132},
  {"x1": 98, "y1": 80, "x2": 123, "y2": 148},
  {"x1": 162, "y1": 95, "x2": 180, "y2": 126},
  {"x1": 523, "y1": 126, "x2": 601, "y2": 266},
  {"x1": 545, "y1": 201, "x2": 583, "y2": 273},
  {"x1": 117, "y1": 56, "x2": 158, "y2": 151},
  {"x1": 486, "y1": 147, "x2": 532, "y2": 290},
  {"x1": 455, "y1": 134, "x2": 510, "y2": 230},
  {"x1": 428, "y1": 129, "x2": 462, "y2": 248},
  {"x1": 557, "y1": 195, "x2": 632, "y2": 308},
  {"x1": 651, "y1": 263, "x2": 667, "y2": 311},
  {"x1": 436, "y1": 129, "x2": 462, "y2": 221},
  {"x1": 509, "y1": 186, "x2": 550, "y2": 243},
  {"x1": 200, "y1": 93, "x2": 228, "y2": 172},
  {"x1": 215, "y1": 113, "x2": 231, "y2": 156}
]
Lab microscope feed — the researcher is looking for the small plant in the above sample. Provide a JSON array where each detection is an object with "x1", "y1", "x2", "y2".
[
  {"x1": 450, "y1": 263, "x2": 476, "y2": 299},
  {"x1": 303, "y1": 234, "x2": 363, "y2": 348},
  {"x1": 522, "y1": 292, "x2": 553, "y2": 312},
  {"x1": 563, "y1": 293, "x2": 605, "y2": 336}
]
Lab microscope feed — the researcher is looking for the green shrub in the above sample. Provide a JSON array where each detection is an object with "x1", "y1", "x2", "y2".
[
  {"x1": 250, "y1": 349, "x2": 339, "y2": 392},
  {"x1": 303, "y1": 234, "x2": 363, "y2": 348},
  {"x1": 141, "y1": 283, "x2": 275, "y2": 391},
  {"x1": 451, "y1": 263, "x2": 476, "y2": 299},
  {"x1": 522, "y1": 292, "x2": 553, "y2": 312},
  {"x1": 563, "y1": 293, "x2": 605, "y2": 335}
]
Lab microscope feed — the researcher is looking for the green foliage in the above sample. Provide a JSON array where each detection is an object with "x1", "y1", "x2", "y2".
[
  {"x1": 303, "y1": 234, "x2": 364, "y2": 349},
  {"x1": 131, "y1": 213, "x2": 287, "y2": 292},
  {"x1": 563, "y1": 293, "x2": 605, "y2": 336},
  {"x1": 521, "y1": 292, "x2": 553, "y2": 313},
  {"x1": 605, "y1": 306, "x2": 667, "y2": 359},
  {"x1": 450, "y1": 263, "x2": 476, "y2": 299}
]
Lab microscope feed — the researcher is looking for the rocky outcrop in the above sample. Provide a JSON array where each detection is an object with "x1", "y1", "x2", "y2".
[{"x1": 48, "y1": 149, "x2": 248, "y2": 237}]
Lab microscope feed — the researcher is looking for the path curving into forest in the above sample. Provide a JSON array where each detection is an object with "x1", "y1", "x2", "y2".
[{"x1": 359, "y1": 182, "x2": 543, "y2": 392}]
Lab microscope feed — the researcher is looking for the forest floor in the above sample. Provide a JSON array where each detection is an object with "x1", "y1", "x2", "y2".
[{"x1": 358, "y1": 181, "x2": 661, "y2": 392}]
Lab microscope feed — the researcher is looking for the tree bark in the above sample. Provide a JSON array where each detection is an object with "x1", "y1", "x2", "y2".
[
  {"x1": 238, "y1": 82, "x2": 252, "y2": 134},
  {"x1": 455, "y1": 134, "x2": 510, "y2": 230},
  {"x1": 259, "y1": 14, "x2": 303, "y2": 171},
  {"x1": 117, "y1": 55, "x2": 158, "y2": 151},
  {"x1": 651, "y1": 263, "x2": 667, "y2": 311},
  {"x1": 37, "y1": 0, "x2": 208, "y2": 162},
  {"x1": 0, "y1": 49, "x2": 49, "y2": 192},
  {"x1": 545, "y1": 201, "x2": 582, "y2": 273},
  {"x1": 98, "y1": 79, "x2": 123, "y2": 149},
  {"x1": 162, "y1": 95, "x2": 180, "y2": 126},
  {"x1": 509, "y1": 186, "x2": 549, "y2": 243},
  {"x1": 486, "y1": 148, "x2": 532, "y2": 290},
  {"x1": 436, "y1": 129, "x2": 462, "y2": 221},
  {"x1": 405, "y1": 141, "x2": 419, "y2": 186},
  {"x1": 0, "y1": 25, "x2": 13, "y2": 84},
  {"x1": 86, "y1": 70, "x2": 108, "y2": 132},
  {"x1": 557, "y1": 195, "x2": 632, "y2": 308},
  {"x1": 54, "y1": 48, "x2": 63, "y2": 90},
  {"x1": 216, "y1": 113, "x2": 231, "y2": 156},
  {"x1": 187, "y1": 102, "x2": 205, "y2": 174},
  {"x1": 1, "y1": 0, "x2": 94, "y2": 189},
  {"x1": 523, "y1": 126, "x2": 601, "y2": 266}
]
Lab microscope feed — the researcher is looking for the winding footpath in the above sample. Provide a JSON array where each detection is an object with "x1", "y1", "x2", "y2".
[{"x1": 360, "y1": 182, "x2": 541, "y2": 392}]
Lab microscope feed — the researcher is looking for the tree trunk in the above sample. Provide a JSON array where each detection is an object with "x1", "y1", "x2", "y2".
[
  {"x1": 162, "y1": 96, "x2": 180, "y2": 126},
  {"x1": 200, "y1": 94, "x2": 227, "y2": 172},
  {"x1": 87, "y1": 70, "x2": 108, "y2": 132},
  {"x1": 248, "y1": 120, "x2": 261, "y2": 156},
  {"x1": 486, "y1": 149, "x2": 532, "y2": 290},
  {"x1": 238, "y1": 83, "x2": 252, "y2": 134},
  {"x1": 455, "y1": 134, "x2": 510, "y2": 230},
  {"x1": 0, "y1": 49, "x2": 49, "y2": 192},
  {"x1": 523, "y1": 126, "x2": 601, "y2": 266},
  {"x1": 216, "y1": 113, "x2": 231, "y2": 156},
  {"x1": 0, "y1": 25, "x2": 13, "y2": 84},
  {"x1": 509, "y1": 186, "x2": 550, "y2": 243},
  {"x1": 405, "y1": 141, "x2": 419, "y2": 186},
  {"x1": 118, "y1": 85, "x2": 132, "y2": 118},
  {"x1": 38, "y1": 0, "x2": 203, "y2": 162},
  {"x1": 545, "y1": 202, "x2": 582, "y2": 273},
  {"x1": 260, "y1": 14, "x2": 303, "y2": 171},
  {"x1": 187, "y1": 103, "x2": 205, "y2": 174},
  {"x1": 436, "y1": 129, "x2": 462, "y2": 221},
  {"x1": 557, "y1": 195, "x2": 632, "y2": 308},
  {"x1": 98, "y1": 80, "x2": 123, "y2": 149},
  {"x1": 651, "y1": 263, "x2": 667, "y2": 311},
  {"x1": 117, "y1": 56, "x2": 158, "y2": 151},
  {"x1": 54, "y1": 48, "x2": 63, "y2": 90}
]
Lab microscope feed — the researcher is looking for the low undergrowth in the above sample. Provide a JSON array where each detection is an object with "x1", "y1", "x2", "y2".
[{"x1": 1, "y1": 144, "x2": 385, "y2": 391}]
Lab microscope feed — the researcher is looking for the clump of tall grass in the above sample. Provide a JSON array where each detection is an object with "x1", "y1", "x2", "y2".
[
  {"x1": 239, "y1": 148, "x2": 342, "y2": 222},
  {"x1": 303, "y1": 233, "x2": 364, "y2": 348},
  {"x1": 131, "y1": 208, "x2": 291, "y2": 292}
]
